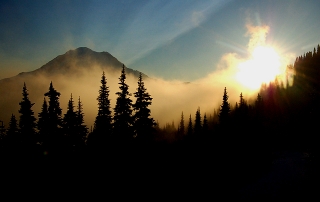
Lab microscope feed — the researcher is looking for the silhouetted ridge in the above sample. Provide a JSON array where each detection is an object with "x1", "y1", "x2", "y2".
[
  {"x1": 9, "y1": 47, "x2": 146, "y2": 78},
  {"x1": 0, "y1": 44, "x2": 319, "y2": 200},
  {"x1": 66, "y1": 47, "x2": 93, "y2": 55}
]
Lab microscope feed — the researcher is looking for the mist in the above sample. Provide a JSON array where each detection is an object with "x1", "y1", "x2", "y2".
[
  {"x1": 0, "y1": 63, "x2": 242, "y2": 129},
  {"x1": 0, "y1": 57, "x2": 269, "y2": 129},
  {"x1": 0, "y1": 24, "x2": 294, "y2": 129}
]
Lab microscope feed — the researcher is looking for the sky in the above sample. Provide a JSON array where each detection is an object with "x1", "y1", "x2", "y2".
[{"x1": 1, "y1": 0, "x2": 320, "y2": 81}]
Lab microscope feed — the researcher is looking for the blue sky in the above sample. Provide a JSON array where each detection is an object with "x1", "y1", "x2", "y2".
[{"x1": 1, "y1": 0, "x2": 320, "y2": 81}]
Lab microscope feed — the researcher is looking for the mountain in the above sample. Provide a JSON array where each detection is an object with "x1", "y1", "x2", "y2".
[
  {"x1": 11, "y1": 47, "x2": 145, "y2": 78},
  {"x1": 0, "y1": 47, "x2": 147, "y2": 127}
]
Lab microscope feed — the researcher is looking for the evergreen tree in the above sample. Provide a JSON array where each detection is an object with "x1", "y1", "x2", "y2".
[
  {"x1": 62, "y1": 95, "x2": 88, "y2": 151},
  {"x1": 255, "y1": 93, "x2": 263, "y2": 109},
  {"x1": 113, "y1": 65, "x2": 134, "y2": 140},
  {"x1": 37, "y1": 97, "x2": 49, "y2": 143},
  {"x1": 187, "y1": 114, "x2": 193, "y2": 136},
  {"x1": 203, "y1": 113, "x2": 208, "y2": 135},
  {"x1": 0, "y1": 121, "x2": 5, "y2": 143},
  {"x1": 45, "y1": 82, "x2": 62, "y2": 130},
  {"x1": 75, "y1": 96, "x2": 88, "y2": 148},
  {"x1": 179, "y1": 111, "x2": 185, "y2": 137},
  {"x1": 219, "y1": 87, "x2": 230, "y2": 126},
  {"x1": 255, "y1": 93, "x2": 264, "y2": 122},
  {"x1": 18, "y1": 83, "x2": 36, "y2": 145},
  {"x1": 194, "y1": 107, "x2": 202, "y2": 135},
  {"x1": 6, "y1": 114, "x2": 19, "y2": 145},
  {"x1": 88, "y1": 72, "x2": 112, "y2": 148},
  {"x1": 44, "y1": 82, "x2": 63, "y2": 150},
  {"x1": 93, "y1": 71, "x2": 112, "y2": 135},
  {"x1": 7, "y1": 114, "x2": 19, "y2": 136},
  {"x1": 236, "y1": 92, "x2": 249, "y2": 126},
  {"x1": 63, "y1": 94, "x2": 77, "y2": 149},
  {"x1": 132, "y1": 73, "x2": 155, "y2": 140},
  {"x1": 239, "y1": 92, "x2": 245, "y2": 107},
  {"x1": 63, "y1": 94, "x2": 76, "y2": 128},
  {"x1": 239, "y1": 93, "x2": 248, "y2": 113}
]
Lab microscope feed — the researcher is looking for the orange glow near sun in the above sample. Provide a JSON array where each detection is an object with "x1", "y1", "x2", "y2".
[{"x1": 236, "y1": 46, "x2": 282, "y2": 90}]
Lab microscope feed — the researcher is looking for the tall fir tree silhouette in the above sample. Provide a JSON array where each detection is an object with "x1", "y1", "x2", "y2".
[
  {"x1": 6, "y1": 114, "x2": 19, "y2": 146},
  {"x1": 238, "y1": 93, "x2": 248, "y2": 115},
  {"x1": 133, "y1": 73, "x2": 155, "y2": 141},
  {"x1": 194, "y1": 107, "x2": 202, "y2": 135},
  {"x1": 45, "y1": 82, "x2": 62, "y2": 130},
  {"x1": 44, "y1": 82, "x2": 63, "y2": 151},
  {"x1": 219, "y1": 87, "x2": 230, "y2": 126},
  {"x1": 255, "y1": 93, "x2": 263, "y2": 110},
  {"x1": 254, "y1": 93, "x2": 264, "y2": 124},
  {"x1": 18, "y1": 83, "x2": 36, "y2": 145},
  {"x1": 202, "y1": 113, "x2": 208, "y2": 135},
  {"x1": 75, "y1": 96, "x2": 88, "y2": 148},
  {"x1": 239, "y1": 92, "x2": 245, "y2": 107},
  {"x1": 187, "y1": 114, "x2": 193, "y2": 136},
  {"x1": 113, "y1": 65, "x2": 134, "y2": 141},
  {"x1": 93, "y1": 71, "x2": 112, "y2": 136},
  {"x1": 63, "y1": 94, "x2": 77, "y2": 150},
  {"x1": 38, "y1": 97, "x2": 49, "y2": 144},
  {"x1": 179, "y1": 111, "x2": 185, "y2": 138},
  {"x1": 235, "y1": 92, "x2": 249, "y2": 128},
  {"x1": 7, "y1": 114, "x2": 19, "y2": 136}
]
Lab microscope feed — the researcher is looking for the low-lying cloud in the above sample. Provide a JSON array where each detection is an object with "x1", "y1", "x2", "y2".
[{"x1": 0, "y1": 24, "x2": 294, "y2": 129}]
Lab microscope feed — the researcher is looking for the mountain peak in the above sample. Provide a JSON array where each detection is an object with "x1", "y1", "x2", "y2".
[
  {"x1": 66, "y1": 47, "x2": 94, "y2": 55},
  {"x1": 15, "y1": 47, "x2": 147, "y2": 79}
]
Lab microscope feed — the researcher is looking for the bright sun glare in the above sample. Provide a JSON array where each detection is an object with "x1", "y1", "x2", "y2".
[{"x1": 236, "y1": 46, "x2": 282, "y2": 90}]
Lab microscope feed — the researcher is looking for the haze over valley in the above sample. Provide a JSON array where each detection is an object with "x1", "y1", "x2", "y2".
[
  {"x1": 2, "y1": 1, "x2": 320, "y2": 199},
  {"x1": 0, "y1": 46, "x2": 244, "y2": 128},
  {"x1": 0, "y1": 22, "x2": 292, "y2": 129}
]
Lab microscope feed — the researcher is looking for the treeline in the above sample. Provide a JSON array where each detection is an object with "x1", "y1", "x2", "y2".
[
  {"x1": 0, "y1": 65, "x2": 155, "y2": 157},
  {"x1": 0, "y1": 46, "x2": 319, "y2": 198},
  {"x1": 157, "y1": 45, "x2": 320, "y2": 153},
  {"x1": 1, "y1": 45, "x2": 320, "y2": 160}
]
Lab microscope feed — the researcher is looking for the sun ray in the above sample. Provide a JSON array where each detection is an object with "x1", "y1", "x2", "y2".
[{"x1": 236, "y1": 45, "x2": 282, "y2": 90}]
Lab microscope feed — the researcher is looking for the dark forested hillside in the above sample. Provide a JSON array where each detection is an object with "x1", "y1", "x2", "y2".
[
  {"x1": 0, "y1": 47, "x2": 146, "y2": 127},
  {"x1": 1, "y1": 46, "x2": 320, "y2": 199}
]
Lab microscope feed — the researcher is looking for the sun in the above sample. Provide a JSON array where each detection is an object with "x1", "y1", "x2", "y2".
[{"x1": 236, "y1": 46, "x2": 282, "y2": 90}]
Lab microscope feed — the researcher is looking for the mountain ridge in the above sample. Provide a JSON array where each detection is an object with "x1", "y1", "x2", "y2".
[
  {"x1": 4, "y1": 47, "x2": 146, "y2": 79},
  {"x1": 0, "y1": 47, "x2": 148, "y2": 126}
]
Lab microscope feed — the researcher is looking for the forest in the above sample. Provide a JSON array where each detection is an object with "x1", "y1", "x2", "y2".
[{"x1": 0, "y1": 46, "x2": 319, "y2": 199}]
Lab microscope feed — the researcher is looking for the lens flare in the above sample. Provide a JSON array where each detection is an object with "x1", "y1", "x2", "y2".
[{"x1": 236, "y1": 46, "x2": 282, "y2": 90}]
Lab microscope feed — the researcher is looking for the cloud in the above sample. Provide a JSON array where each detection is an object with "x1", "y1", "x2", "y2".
[
  {"x1": 0, "y1": 23, "x2": 294, "y2": 129},
  {"x1": 0, "y1": 62, "x2": 246, "y2": 129},
  {"x1": 146, "y1": 22, "x2": 294, "y2": 125},
  {"x1": 246, "y1": 24, "x2": 270, "y2": 52}
]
